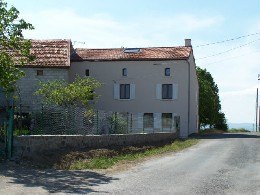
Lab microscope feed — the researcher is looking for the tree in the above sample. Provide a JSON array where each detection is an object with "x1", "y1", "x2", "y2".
[
  {"x1": 0, "y1": 0, "x2": 34, "y2": 95},
  {"x1": 35, "y1": 76, "x2": 102, "y2": 108},
  {"x1": 196, "y1": 67, "x2": 228, "y2": 130}
]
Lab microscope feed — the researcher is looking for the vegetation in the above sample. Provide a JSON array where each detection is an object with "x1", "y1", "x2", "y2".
[
  {"x1": 228, "y1": 128, "x2": 250, "y2": 133},
  {"x1": 196, "y1": 67, "x2": 228, "y2": 130},
  {"x1": 0, "y1": 0, "x2": 34, "y2": 95},
  {"x1": 35, "y1": 76, "x2": 102, "y2": 108},
  {"x1": 57, "y1": 139, "x2": 199, "y2": 170}
]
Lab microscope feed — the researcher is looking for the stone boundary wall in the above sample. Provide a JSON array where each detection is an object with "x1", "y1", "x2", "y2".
[{"x1": 14, "y1": 132, "x2": 179, "y2": 158}]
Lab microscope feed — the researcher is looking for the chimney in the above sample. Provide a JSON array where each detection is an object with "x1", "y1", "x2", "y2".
[{"x1": 185, "y1": 39, "x2": 192, "y2": 47}]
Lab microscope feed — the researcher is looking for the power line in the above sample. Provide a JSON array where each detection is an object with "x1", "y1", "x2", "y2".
[
  {"x1": 197, "y1": 38, "x2": 260, "y2": 60},
  {"x1": 199, "y1": 50, "x2": 260, "y2": 66},
  {"x1": 195, "y1": 32, "x2": 260, "y2": 47}
]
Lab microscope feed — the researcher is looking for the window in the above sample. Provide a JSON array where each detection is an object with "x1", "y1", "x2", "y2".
[
  {"x1": 162, "y1": 84, "x2": 173, "y2": 99},
  {"x1": 37, "y1": 70, "x2": 43, "y2": 76},
  {"x1": 120, "y1": 84, "x2": 130, "y2": 99},
  {"x1": 122, "y1": 68, "x2": 127, "y2": 76},
  {"x1": 162, "y1": 113, "x2": 172, "y2": 129},
  {"x1": 114, "y1": 84, "x2": 135, "y2": 100},
  {"x1": 123, "y1": 48, "x2": 141, "y2": 53},
  {"x1": 85, "y1": 69, "x2": 89, "y2": 76},
  {"x1": 143, "y1": 113, "x2": 154, "y2": 129},
  {"x1": 165, "y1": 68, "x2": 170, "y2": 76}
]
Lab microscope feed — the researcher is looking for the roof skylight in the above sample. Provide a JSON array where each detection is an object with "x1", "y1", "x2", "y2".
[{"x1": 123, "y1": 48, "x2": 141, "y2": 53}]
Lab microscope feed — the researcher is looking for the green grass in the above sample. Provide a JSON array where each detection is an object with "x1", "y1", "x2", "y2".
[
  {"x1": 69, "y1": 139, "x2": 199, "y2": 170},
  {"x1": 13, "y1": 129, "x2": 30, "y2": 136},
  {"x1": 227, "y1": 128, "x2": 250, "y2": 133}
]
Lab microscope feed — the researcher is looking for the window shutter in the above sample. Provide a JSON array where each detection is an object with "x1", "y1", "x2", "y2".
[
  {"x1": 156, "y1": 84, "x2": 161, "y2": 99},
  {"x1": 154, "y1": 113, "x2": 161, "y2": 129},
  {"x1": 130, "y1": 84, "x2": 135, "y2": 99},
  {"x1": 173, "y1": 84, "x2": 178, "y2": 100},
  {"x1": 113, "y1": 84, "x2": 119, "y2": 99},
  {"x1": 137, "y1": 113, "x2": 143, "y2": 129}
]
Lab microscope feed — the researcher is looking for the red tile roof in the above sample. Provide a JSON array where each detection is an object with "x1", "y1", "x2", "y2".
[
  {"x1": 14, "y1": 39, "x2": 71, "y2": 67},
  {"x1": 71, "y1": 46, "x2": 192, "y2": 61}
]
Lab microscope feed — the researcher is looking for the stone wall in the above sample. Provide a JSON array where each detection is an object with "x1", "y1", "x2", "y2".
[
  {"x1": 14, "y1": 132, "x2": 179, "y2": 158},
  {"x1": 16, "y1": 67, "x2": 69, "y2": 113}
]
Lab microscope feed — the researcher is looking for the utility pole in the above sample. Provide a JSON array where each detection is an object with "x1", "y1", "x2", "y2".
[
  {"x1": 256, "y1": 88, "x2": 258, "y2": 132},
  {"x1": 257, "y1": 74, "x2": 260, "y2": 132}
]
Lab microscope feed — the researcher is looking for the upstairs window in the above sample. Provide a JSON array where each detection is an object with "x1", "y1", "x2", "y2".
[
  {"x1": 114, "y1": 84, "x2": 135, "y2": 100},
  {"x1": 122, "y1": 68, "x2": 127, "y2": 76},
  {"x1": 162, "y1": 84, "x2": 173, "y2": 99},
  {"x1": 85, "y1": 69, "x2": 89, "y2": 76},
  {"x1": 165, "y1": 68, "x2": 170, "y2": 76},
  {"x1": 37, "y1": 70, "x2": 43, "y2": 76},
  {"x1": 120, "y1": 84, "x2": 130, "y2": 99}
]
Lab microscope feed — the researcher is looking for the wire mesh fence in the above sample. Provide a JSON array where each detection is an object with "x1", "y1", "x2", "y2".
[{"x1": 14, "y1": 104, "x2": 178, "y2": 136}]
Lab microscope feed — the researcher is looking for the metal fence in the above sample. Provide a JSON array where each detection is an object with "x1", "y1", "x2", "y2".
[{"x1": 14, "y1": 105, "x2": 178, "y2": 136}]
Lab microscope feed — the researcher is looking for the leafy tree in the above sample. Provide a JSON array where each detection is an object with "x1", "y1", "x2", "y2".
[
  {"x1": 0, "y1": 0, "x2": 34, "y2": 95},
  {"x1": 35, "y1": 76, "x2": 102, "y2": 108},
  {"x1": 196, "y1": 67, "x2": 228, "y2": 130}
]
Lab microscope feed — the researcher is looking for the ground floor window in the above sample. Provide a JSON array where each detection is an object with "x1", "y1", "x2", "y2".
[
  {"x1": 162, "y1": 113, "x2": 172, "y2": 129},
  {"x1": 143, "y1": 113, "x2": 154, "y2": 129}
]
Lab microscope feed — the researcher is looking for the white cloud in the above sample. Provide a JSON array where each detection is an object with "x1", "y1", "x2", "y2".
[{"x1": 20, "y1": 9, "x2": 223, "y2": 48}]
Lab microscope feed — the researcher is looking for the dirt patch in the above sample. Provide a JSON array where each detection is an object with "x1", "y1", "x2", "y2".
[{"x1": 18, "y1": 141, "x2": 171, "y2": 170}]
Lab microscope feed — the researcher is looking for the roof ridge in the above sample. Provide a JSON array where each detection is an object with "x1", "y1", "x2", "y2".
[{"x1": 75, "y1": 46, "x2": 189, "y2": 50}]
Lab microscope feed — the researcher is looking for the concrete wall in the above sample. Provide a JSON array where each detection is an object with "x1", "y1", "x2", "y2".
[
  {"x1": 16, "y1": 67, "x2": 69, "y2": 113},
  {"x1": 14, "y1": 132, "x2": 179, "y2": 158}
]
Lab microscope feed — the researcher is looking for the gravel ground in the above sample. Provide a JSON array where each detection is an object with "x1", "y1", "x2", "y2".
[{"x1": 0, "y1": 132, "x2": 260, "y2": 195}]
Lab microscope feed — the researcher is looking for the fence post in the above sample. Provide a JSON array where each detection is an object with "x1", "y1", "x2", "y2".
[
  {"x1": 96, "y1": 110, "x2": 99, "y2": 134},
  {"x1": 41, "y1": 104, "x2": 44, "y2": 134},
  {"x1": 7, "y1": 106, "x2": 14, "y2": 160},
  {"x1": 115, "y1": 112, "x2": 117, "y2": 133},
  {"x1": 126, "y1": 112, "x2": 129, "y2": 134}
]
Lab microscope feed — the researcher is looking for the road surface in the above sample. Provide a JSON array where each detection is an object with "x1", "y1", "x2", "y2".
[{"x1": 0, "y1": 133, "x2": 260, "y2": 194}]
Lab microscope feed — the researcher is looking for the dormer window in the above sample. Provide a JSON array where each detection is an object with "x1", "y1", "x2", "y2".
[
  {"x1": 123, "y1": 48, "x2": 141, "y2": 53},
  {"x1": 122, "y1": 68, "x2": 127, "y2": 76}
]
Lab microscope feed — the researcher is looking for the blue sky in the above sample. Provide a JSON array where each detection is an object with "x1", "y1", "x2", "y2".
[{"x1": 7, "y1": 0, "x2": 260, "y2": 125}]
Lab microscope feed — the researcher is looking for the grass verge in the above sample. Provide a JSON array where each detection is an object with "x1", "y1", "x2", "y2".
[{"x1": 68, "y1": 139, "x2": 199, "y2": 170}]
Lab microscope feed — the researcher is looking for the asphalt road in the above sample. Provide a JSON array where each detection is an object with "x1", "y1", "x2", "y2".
[{"x1": 0, "y1": 133, "x2": 260, "y2": 195}]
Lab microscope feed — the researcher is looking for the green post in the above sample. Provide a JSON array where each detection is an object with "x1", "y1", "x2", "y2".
[
  {"x1": 7, "y1": 107, "x2": 14, "y2": 160},
  {"x1": 4, "y1": 121, "x2": 7, "y2": 158},
  {"x1": 41, "y1": 104, "x2": 44, "y2": 134}
]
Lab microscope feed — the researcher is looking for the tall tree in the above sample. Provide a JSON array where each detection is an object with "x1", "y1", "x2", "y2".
[
  {"x1": 196, "y1": 67, "x2": 228, "y2": 130},
  {"x1": 0, "y1": 0, "x2": 34, "y2": 95}
]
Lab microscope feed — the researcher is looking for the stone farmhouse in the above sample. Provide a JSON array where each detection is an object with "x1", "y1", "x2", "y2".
[{"x1": 1, "y1": 39, "x2": 199, "y2": 138}]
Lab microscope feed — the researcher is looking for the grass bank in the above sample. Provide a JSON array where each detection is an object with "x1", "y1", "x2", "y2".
[{"x1": 56, "y1": 139, "x2": 199, "y2": 170}]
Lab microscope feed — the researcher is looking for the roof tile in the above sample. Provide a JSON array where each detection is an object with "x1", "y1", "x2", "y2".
[{"x1": 71, "y1": 46, "x2": 192, "y2": 61}]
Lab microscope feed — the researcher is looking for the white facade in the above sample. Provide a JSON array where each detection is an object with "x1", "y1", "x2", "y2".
[{"x1": 70, "y1": 53, "x2": 199, "y2": 137}]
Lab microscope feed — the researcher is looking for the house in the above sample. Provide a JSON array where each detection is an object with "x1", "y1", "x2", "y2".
[
  {"x1": 1, "y1": 39, "x2": 198, "y2": 137},
  {"x1": 14, "y1": 39, "x2": 71, "y2": 113},
  {"x1": 70, "y1": 39, "x2": 199, "y2": 137}
]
